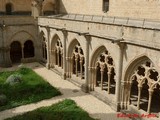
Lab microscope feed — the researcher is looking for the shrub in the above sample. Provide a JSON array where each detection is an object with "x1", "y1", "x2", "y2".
[{"x1": 5, "y1": 74, "x2": 22, "y2": 86}]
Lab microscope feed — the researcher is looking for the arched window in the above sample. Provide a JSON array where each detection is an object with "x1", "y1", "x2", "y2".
[
  {"x1": 103, "y1": 0, "x2": 109, "y2": 12},
  {"x1": 6, "y1": 3, "x2": 12, "y2": 15},
  {"x1": 10, "y1": 41, "x2": 22, "y2": 63},
  {"x1": 24, "y1": 40, "x2": 35, "y2": 58}
]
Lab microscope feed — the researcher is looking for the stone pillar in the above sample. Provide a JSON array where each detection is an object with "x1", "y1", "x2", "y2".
[
  {"x1": 57, "y1": 50, "x2": 59, "y2": 66},
  {"x1": 100, "y1": 69, "x2": 104, "y2": 90},
  {"x1": 115, "y1": 42, "x2": 125, "y2": 111},
  {"x1": 69, "y1": 57, "x2": 72, "y2": 78},
  {"x1": 81, "y1": 35, "x2": 90, "y2": 93},
  {"x1": 108, "y1": 70, "x2": 111, "y2": 94},
  {"x1": 75, "y1": 56, "x2": 78, "y2": 77},
  {"x1": 21, "y1": 45, "x2": 24, "y2": 63},
  {"x1": 66, "y1": 57, "x2": 70, "y2": 78},
  {"x1": 62, "y1": 30, "x2": 67, "y2": 79},
  {"x1": 147, "y1": 89, "x2": 153, "y2": 113},
  {"x1": 46, "y1": 26, "x2": 50, "y2": 69},
  {"x1": 137, "y1": 85, "x2": 142, "y2": 110},
  {"x1": 80, "y1": 57, "x2": 84, "y2": 79}
]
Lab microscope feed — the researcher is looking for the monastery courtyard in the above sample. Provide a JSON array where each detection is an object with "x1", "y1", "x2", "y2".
[{"x1": 0, "y1": 62, "x2": 131, "y2": 120}]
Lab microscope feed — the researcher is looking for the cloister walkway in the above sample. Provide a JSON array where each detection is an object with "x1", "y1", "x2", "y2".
[{"x1": 0, "y1": 63, "x2": 130, "y2": 120}]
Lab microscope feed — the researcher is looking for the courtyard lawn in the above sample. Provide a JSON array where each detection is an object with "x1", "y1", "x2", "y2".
[
  {"x1": 6, "y1": 99, "x2": 95, "y2": 120},
  {"x1": 0, "y1": 67, "x2": 61, "y2": 111}
]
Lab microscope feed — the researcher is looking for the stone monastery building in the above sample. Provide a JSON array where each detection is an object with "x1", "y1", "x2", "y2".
[{"x1": 0, "y1": 0, "x2": 160, "y2": 117}]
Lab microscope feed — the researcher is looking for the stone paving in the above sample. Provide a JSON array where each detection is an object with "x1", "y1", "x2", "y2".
[{"x1": 0, "y1": 63, "x2": 131, "y2": 120}]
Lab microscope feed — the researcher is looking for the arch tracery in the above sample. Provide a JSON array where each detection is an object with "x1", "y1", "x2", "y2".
[
  {"x1": 89, "y1": 46, "x2": 116, "y2": 95},
  {"x1": 124, "y1": 58, "x2": 160, "y2": 113}
]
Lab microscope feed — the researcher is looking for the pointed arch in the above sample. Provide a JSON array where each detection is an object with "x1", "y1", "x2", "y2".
[
  {"x1": 123, "y1": 55, "x2": 160, "y2": 113},
  {"x1": 89, "y1": 45, "x2": 116, "y2": 94}
]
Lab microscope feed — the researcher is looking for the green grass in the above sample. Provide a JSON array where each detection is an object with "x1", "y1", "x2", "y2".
[
  {"x1": 0, "y1": 67, "x2": 61, "y2": 111},
  {"x1": 6, "y1": 99, "x2": 95, "y2": 120}
]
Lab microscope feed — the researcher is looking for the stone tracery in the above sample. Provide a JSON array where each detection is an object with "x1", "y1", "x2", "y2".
[
  {"x1": 125, "y1": 60, "x2": 160, "y2": 113},
  {"x1": 90, "y1": 50, "x2": 116, "y2": 94},
  {"x1": 71, "y1": 44, "x2": 85, "y2": 79}
]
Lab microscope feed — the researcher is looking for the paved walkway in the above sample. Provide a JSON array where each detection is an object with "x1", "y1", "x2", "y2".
[{"x1": 0, "y1": 63, "x2": 130, "y2": 120}]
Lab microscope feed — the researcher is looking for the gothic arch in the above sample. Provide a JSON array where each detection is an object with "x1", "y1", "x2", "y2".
[
  {"x1": 39, "y1": 31, "x2": 47, "y2": 61},
  {"x1": 90, "y1": 45, "x2": 106, "y2": 67},
  {"x1": 50, "y1": 34, "x2": 63, "y2": 68},
  {"x1": 67, "y1": 39, "x2": 79, "y2": 57},
  {"x1": 67, "y1": 39, "x2": 85, "y2": 79},
  {"x1": 122, "y1": 56, "x2": 160, "y2": 114},
  {"x1": 89, "y1": 45, "x2": 116, "y2": 94}
]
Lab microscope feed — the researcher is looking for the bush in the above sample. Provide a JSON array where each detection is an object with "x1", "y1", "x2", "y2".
[{"x1": 5, "y1": 74, "x2": 22, "y2": 86}]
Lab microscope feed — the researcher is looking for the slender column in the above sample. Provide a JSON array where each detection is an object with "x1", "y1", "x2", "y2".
[
  {"x1": 80, "y1": 57, "x2": 83, "y2": 79},
  {"x1": 66, "y1": 57, "x2": 69, "y2": 78},
  {"x1": 52, "y1": 49, "x2": 56, "y2": 68},
  {"x1": 120, "y1": 81, "x2": 125, "y2": 109},
  {"x1": 137, "y1": 85, "x2": 142, "y2": 110},
  {"x1": 71, "y1": 57, "x2": 74, "y2": 74},
  {"x1": 70, "y1": 57, "x2": 72, "y2": 78},
  {"x1": 95, "y1": 67, "x2": 98, "y2": 87},
  {"x1": 61, "y1": 55, "x2": 63, "y2": 68},
  {"x1": 57, "y1": 49, "x2": 59, "y2": 66},
  {"x1": 127, "y1": 82, "x2": 132, "y2": 105},
  {"x1": 21, "y1": 45, "x2": 24, "y2": 59},
  {"x1": 147, "y1": 89, "x2": 153, "y2": 113},
  {"x1": 100, "y1": 68, "x2": 104, "y2": 90},
  {"x1": 92, "y1": 68, "x2": 96, "y2": 91},
  {"x1": 75, "y1": 57, "x2": 78, "y2": 77},
  {"x1": 108, "y1": 72, "x2": 111, "y2": 94},
  {"x1": 88, "y1": 67, "x2": 92, "y2": 91}
]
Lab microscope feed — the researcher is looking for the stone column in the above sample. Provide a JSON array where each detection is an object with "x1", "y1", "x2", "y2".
[
  {"x1": 147, "y1": 89, "x2": 153, "y2": 113},
  {"x1": 46, "y1": 26, "x2": 50, "y2": 69},
  {"x1": 137, "y1": 85, "x2": 142, "y2": 110},
  {"x1": 21, "y1": 45, "x2": 24, "y2": 63},
  {"x1": 93, "y1": 67, "x2": 96, "y2": 90},
  {"x1": 66, "y1": 57, "x2": 69, "y2": 78},
  {"x1": 100, "y1": 68, "x2": 104, "y2": 90},
  {"x1": 115, "y1": 42, "x2": 125, "y2": 111},
  {"x1": 57, "y1": 50, "x2": 59, "y2": 66},
  {"x1": 81, "y1": 35, "x2": 90, "y2": 93},
  {"x1": 62, "y1": 30, "x2": 68, "y2": 80},
  {"x1": 108, "y1": 70, "x2": 111, "y2": 94},
  {"x1": 80, "y1": 57, "x2": 84, "y2": 79},
  {"x1": 69, "y1": 57, "x2": 72, "y2": 78},
  {"x1": 75, "y1": 56, "x2": 78, "y2": 77}
]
